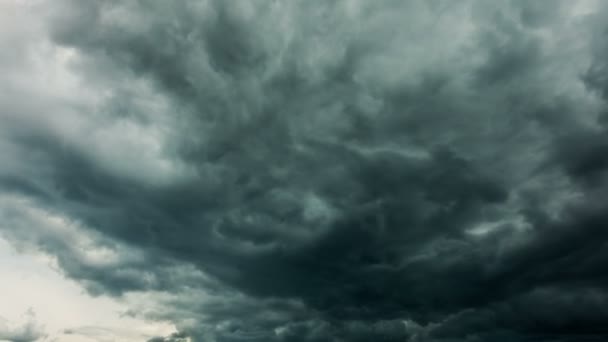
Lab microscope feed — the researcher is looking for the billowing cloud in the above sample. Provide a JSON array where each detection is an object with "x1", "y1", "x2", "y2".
[
  {"x1": 0, "y1": 310, "x2": 45, "y2": 342},
  {"x1": 1, "y1": 0, "x2": 608, "y2": 341}
]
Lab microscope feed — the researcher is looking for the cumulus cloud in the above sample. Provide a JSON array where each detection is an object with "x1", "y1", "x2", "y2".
[
  {"x1": 0, "y1": 310, "x2": 45, "y2": 342},
  {"x1": 1, "y1": 0, "x2": 608, "y2": 341}
]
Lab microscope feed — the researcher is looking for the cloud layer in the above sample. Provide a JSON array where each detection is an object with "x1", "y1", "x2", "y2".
[{"x1": 2, "y1": 1, "x2": 608, "y2": 341}]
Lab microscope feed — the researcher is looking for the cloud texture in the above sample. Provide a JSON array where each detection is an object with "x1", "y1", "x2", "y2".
[{"x1": 2, "y1": 0, "x2": 608, "y2": 341}]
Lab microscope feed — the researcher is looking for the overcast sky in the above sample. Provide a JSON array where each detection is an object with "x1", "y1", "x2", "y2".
[{"x1": 1, "y1": 0, "x2": 608, "y2": 341}]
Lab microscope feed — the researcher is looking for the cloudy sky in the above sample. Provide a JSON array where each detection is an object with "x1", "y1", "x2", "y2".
[{"x1": 1, "y1": 0, "x2": 608, "y2": 341}]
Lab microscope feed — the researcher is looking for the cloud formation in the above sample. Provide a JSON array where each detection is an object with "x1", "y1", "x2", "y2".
[
  {"x1": 0, "y1": 310, "x2": 45, "y2": 342},
  {"x1": 1, "y1": 0, "x2": 608, "y2": 341}
]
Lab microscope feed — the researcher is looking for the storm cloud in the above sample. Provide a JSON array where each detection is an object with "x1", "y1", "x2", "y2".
[{"x1": 2, "y1": 0, "x2": 608, "y2": 341}]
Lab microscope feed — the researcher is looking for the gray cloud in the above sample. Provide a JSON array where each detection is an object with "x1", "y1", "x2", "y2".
[
  {"x1": 1, "y1": 0, "x2": 608, "y2": 341},
  {"x1": 0, "y1": 310, "x2": 45, "y2": 342}
]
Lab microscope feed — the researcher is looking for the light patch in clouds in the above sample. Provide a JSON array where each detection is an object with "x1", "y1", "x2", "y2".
[{"x1": 0, "y1": 236, "x2": 176, "y2": 342}]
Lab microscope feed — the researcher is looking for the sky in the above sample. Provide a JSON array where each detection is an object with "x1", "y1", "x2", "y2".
[{"x1": 1, "y1": 0, "x2": 608, "y2": 341}]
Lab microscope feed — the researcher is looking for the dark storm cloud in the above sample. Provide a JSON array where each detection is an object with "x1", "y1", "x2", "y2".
[
  {"x1": 2, "y1": 0, "x2": 608, "y2": 341},
  {"x1": 147, "y1": 331, "x2": 190, "y2": 342}
]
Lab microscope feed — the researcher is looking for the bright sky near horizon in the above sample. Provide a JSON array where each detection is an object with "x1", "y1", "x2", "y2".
[{"x1": 0, "y1": 236, "x2": 177, "y2": 342}]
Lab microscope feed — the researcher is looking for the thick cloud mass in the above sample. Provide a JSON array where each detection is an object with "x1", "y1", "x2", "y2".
[{"x1": 2, "y1": 0, "x2": 608, "y2": 341}]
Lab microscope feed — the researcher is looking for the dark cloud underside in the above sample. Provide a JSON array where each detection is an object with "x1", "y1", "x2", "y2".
[{"x1": 1, "y1": 0, "x2": 608, "y2": 341}]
